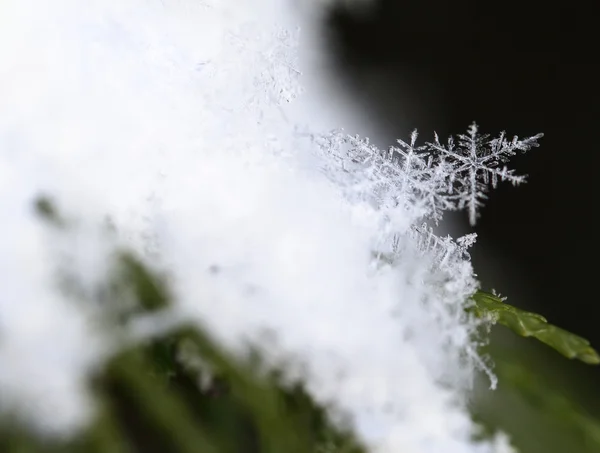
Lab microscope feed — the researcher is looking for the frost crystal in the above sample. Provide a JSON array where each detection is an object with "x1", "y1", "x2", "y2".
[
  {"x1": 306, "y1": 123, "x2": 543, "y2": 227},
  {"x1": 429, "y1": 123, "x2": 544, "y2": 225}
]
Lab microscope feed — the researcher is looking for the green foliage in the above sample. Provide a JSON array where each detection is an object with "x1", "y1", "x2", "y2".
[
  {"x1": 470, "y1": 291, "x2": 600, "y2": 365},
  {"x1": 34, "y1": 195, "x2": 66, "y2": 228},
  {"x1": 471, "y1": 338, "x2": 600, "y2": 453},
  {"x1": 494, "y1": 357, "x2": 600, "y2": 448}
]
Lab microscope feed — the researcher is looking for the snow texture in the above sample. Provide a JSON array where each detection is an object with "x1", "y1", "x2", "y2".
[{"x1": 0, "y1": 0, "x2": 538, "y2": 452}]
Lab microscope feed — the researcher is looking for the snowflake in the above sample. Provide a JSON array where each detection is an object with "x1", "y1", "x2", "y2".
[
  {"x1": 303, "y1": 122, "x2": 542, "y2": 285},
  {"x1": 306, "y1": 122, "x2": 543, "y2": 228},
  {"x1": 388, "y1": 131, "x2": 454, "y2": 222},
  {"x1": 427, "y1": 122, "x2": 544, "y2": 225}
]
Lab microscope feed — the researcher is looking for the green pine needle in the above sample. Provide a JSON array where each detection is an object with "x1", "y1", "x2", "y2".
[{"x1": 470, "y1": 291, "x2": 600, "y2": 365}]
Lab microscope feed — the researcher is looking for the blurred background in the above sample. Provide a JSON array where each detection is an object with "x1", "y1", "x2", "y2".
[{"x1": 323, "y1": 1, "x2": 600, "y2": 451}]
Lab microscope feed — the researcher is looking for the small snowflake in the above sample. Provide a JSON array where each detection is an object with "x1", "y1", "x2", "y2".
[
  {"x1": 306, "y1": 122, "x2": 542, "y2": 227},
  {"x1": 428, "y1": 122, "x2": 543, "y2": 225}
]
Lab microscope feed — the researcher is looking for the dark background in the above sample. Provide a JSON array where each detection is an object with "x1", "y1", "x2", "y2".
[{"x1": 323, "y1": 0, "x2": 600, "y2": 409}]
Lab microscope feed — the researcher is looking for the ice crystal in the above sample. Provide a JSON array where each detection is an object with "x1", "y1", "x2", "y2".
[
  {"x1": 305, "y1": 123, "x2": 543, "y2": 228},
  {"x1": 429, "y1": 123, "x2": 544, "y2": 225}
]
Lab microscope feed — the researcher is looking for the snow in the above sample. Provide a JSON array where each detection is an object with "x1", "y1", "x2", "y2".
[
  {"x1": 429, "y1": 123, "x2": 543, "y2": 225},
  {"x1": 0, "y1": 0, "x2": 538, "y2": 451}
]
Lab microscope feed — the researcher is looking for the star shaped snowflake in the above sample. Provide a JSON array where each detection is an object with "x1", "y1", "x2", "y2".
[{"x1": 427, "y1": 122, "x2": 543, "y2": 225}]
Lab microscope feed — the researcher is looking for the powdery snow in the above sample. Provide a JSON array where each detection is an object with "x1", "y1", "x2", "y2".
[{"x1": 0, "y1": 1, "x2": 521, "y2": 452}]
